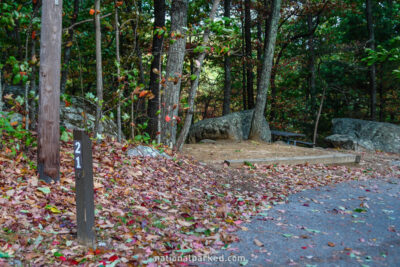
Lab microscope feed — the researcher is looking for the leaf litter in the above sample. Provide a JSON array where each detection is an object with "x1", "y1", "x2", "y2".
[{"x1": 0, "y1": 134, "x2": 398, "y2": 266}]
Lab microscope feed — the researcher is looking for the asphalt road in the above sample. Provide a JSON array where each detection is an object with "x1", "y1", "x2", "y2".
[{"x1": 213, "y1": 178, "x2": 400, "y2": 267}]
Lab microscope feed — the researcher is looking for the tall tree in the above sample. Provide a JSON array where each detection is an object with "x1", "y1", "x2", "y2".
[
  {"x1": 222, "y1": 0, "x2": 232, "y2": 115},
  {"x1": 115, "y1": 0, "x2": 122, "y2": 142},
  {"x1": 60, "y1": 0, "x2": 80, "y2": 94},
  {"x1": 244, "y1": 0, "x2": 254, "y2": 108},
  {"x1": 249, "y1": 0, "x2": 281, "y2": 141},
  {"x1": 366, "y1": 0, "x2": 377, "y2": 120},
  {"x1": 94, "y1": 0, "x2": 104, "y2": 136},
  {"x1": 37, "y1": 0, "x2": 63, "y2": 182},
  {"x1": 175, "y1": 0, "x2": 221, "y2": 151},
  {"x1": 307, "y1": 14, "x2": 317, "y2": 114},
  {"x1": 148, "y1": 0, "x2": 166, "y2": 137},
  {"x1": 161, "y1": 0, "x2": 188, "y2": 147},
  {"x1": 0, "y1": 68, "x2": 3, "y2": 112}
]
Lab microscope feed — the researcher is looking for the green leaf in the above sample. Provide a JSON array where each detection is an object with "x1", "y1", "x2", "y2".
[
  {"x1": 190, "y1": 74, "x2": 197, "y2": 81},
  {"x1": 37, "y1": 187, "x2": 51, "y2": 195},
  {"x1": 0, "y1": 251, "x2": 12, "y2": 258},
  {"x1": 12, "y1": 73, "x2": 21, "y2": 84},
  {"x1": 60, "y1": 131, "x2": 70, "y2": 142},
  {"x1": 176, "y1": 248, "x2": 192, "y2": 253}
]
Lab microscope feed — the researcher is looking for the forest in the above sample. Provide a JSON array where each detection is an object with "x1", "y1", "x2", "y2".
[
  {"x1": 0, "y1": 0, "x2": 399, "y2": 265},
  {"x1": 1, "y1": 0, "x2": 399, "y2": 148}
]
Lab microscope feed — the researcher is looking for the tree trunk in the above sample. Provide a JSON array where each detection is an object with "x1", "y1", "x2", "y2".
[
  {"x1": 366, "y1": 0, "x2": 377, "y2": 120},
  {"x1": 0, "y1": 69, "x2": 3, "y2": 112},
  {"x1": 115, "y1": 2, "x2": 122, "y2": 142},
  {"x1": 307, "y1": 14, "x2": 317, "y2": 114},
  {"x1": 222, "y1": 0, "x2": 232, "y2": 116},
  {"x1": 175, "y1": 0, "x2": 221, "y2": 151},
  {"x1": 95, "y1": 0, "x2": 104, "y2": 136},
  {"x1": 37, "y1": 0, "x2": 63, "y2": 183},
  {"x1": 30, "y1": 40, "x2": 37, "y2": 130},
  {"x1": 24, "y1": 30, "x2": 30, "y2": 131},
  {"x1": 161, "y1": 0, "x2": 188, "y2": 147},
  {"x1": 148, "y1": 0, "x2": 166, "y2": 136},
  {"x1": 244, "y1": 0, "x2": 254, "y2": 109},
  {"x1": 60, "y1": 0, "x2": 79, "y2": 94},
  {"x1": 249, "y1": 0, "x2": 281, "y2": 141},
  {"x1": 241, "y1": 3, "x2": 247, "y2": 110},
  {"x1": 256, "y1": 16, "x2": 262, "y2": 93},
  {"x1": 313, "y1": 87, "x2": 326, "y2": 146}
]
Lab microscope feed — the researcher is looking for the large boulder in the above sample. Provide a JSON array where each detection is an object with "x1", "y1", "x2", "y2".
[
  {"x1": 60, "y1": 97, "x2": 120, "y2": 138},
  {"x1": 2, "y1": 85, "x2": 120, "y2": 138},
  {"x1": 188, "y1": 109, "x2": 271, "y2": 143},
  {"x1": 325, "y1": 118, "x2": 400, "y2": 153}
]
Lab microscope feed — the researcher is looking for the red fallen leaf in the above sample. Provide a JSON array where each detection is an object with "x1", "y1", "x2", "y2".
[
  {"x1": 109, "y1": 255, "x2": 118, "y2": 262},
  {"x1": 64, "y1": 100, "x2": 71, "y2": 107},
  {"x1": 127, "y1": 219, "x2": 135, "y2": 225},
  {"x1": 122, "y1": 146, "x2": 128, "y2": 152},
  {"x1": 94, "y1": 248, "x2": 102, "y2": 255},
  {"x1": 238, "y1": 201, "x2": 245, "y2": 206},
  {"x1": 68, "y1": 259, "x2": 79, "y2": 265},
  {"x1": 59, "y1": 256, "x2": 67, "y2": 261},
  {"x1": 301, "y1": 246, "x2": 307, "y2": 249},
  {"x1": 165, "y1": 115, "x2": 171, "y2": 122}
]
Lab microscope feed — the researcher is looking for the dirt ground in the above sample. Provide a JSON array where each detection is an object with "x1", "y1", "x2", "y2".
[{"x1": 183, "y1": 140, "x2": 332, "y2": 164}]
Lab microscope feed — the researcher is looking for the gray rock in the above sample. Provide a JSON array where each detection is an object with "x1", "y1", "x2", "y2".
[
  {"x1": 188, "y1": 110, "x2": 271, "y2": 143},
  {"x1": 325, "y1": 134, "x2": 358, "y2": 150},
  {"x1": 199, "y1": 139, "x2": 217, "y2": 144},
  {"x1": 325, "y1": 118, "x2": 400, "y2": 153},
  {"x1": 127, "y1": 145, "x2": 171, "y2": 159},
  {"x1": 0, "y1": 111, "x2": 23, "y2": 125},
  {"x1": 60, "y1": 97, "x2": 121, "y2": 138}
]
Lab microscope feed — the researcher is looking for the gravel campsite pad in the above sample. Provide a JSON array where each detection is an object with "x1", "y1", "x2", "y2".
[{"x1": 213, "y1": 178, "x2": 400, "y2": 266}]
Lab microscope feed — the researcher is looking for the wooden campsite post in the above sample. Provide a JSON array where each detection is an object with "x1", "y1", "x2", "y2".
[{"x1": 73, "y1": 130, "x2": 96, "y2": 247}]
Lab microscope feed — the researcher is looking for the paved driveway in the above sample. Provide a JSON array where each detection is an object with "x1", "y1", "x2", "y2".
[{"x1": 214, "y1": 178, "x2": 400, "y2": 266}]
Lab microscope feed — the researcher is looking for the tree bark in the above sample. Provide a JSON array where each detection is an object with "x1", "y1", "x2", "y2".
[
  {"x1": 313, "y1": 87, "x2": 325, "y2": 146},
  {"x1": 249, "y1": 0, "x2": 281, "y2": 141},
  {"x1": 61, "y1": 0, "x2": 79, "y2": 94},
  {"x1": 37, "y1": 0, "x2": 63, "y2": 182},
  {"x1": 175, "y1": 0, "x2": 221, "y2": 151},
  {"x1": 244, "y1": 0, "x2": 254, "y2": 108},
  {"x1": 95, "y1": 0, "x2": 104, "y2": 136},
  {"x1": 241, "y1": 2, "x2": 247, "y2": 110},
  {"x1": 115, "y1": 2, "x2": 122, "y2": 142},
  {"x1": 222, "y1": 0, "x2": 232, "y2": 115},
  {"x1": 148, "y1": 0, "x2": 166, "y2": 136},
  {"x1": 0, "y1": 69, "x2": 3, "y2": 112},
  {"x1": 307, "y1": 14, "x2": 317, "y2": 114},
  {"x1": 366, "y1": 0, "x2": 377, "y2": 120},
  {"x1": 161, "y1": 0, "x2": 188, "y2": 147},
  {"x1": 30, "y1": 40, "x2": 37, "y2": 130}
]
